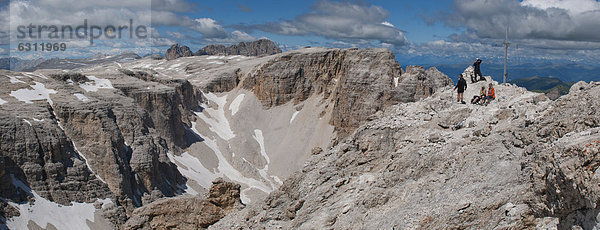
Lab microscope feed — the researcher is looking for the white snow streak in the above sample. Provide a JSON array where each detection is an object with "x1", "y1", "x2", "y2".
[
  {"x1": 8, "y1": 76, "x2": 25, "y2": 84},
  {"x1": 79, "y1": 76, "x2": 114, "y2": 92},
  {"x1": 195, "y1": 92, "x2": 235, "y2": 140},
  {"x1": 290, "y1": 111, "x2": 300, "y2": 124},
  {"x1": 229, "y1": 94, "x2": 245, "y2": 116},
  {"x1": 74, "y1": 93, "x2": 90, "y2": 102},
  {"x1": 167, "y1": 149, "x2": 214, "y2": 194},
  {"x1": 253, "y1": 129, "x2": 270, "y2": 164}
]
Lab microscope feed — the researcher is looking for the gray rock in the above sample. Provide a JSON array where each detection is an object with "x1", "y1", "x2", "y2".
[
  {"x1": 123, "y1": 179, "x2": 244, "y2": 230},
  {"x1": 212, "y1": 76, "x2": 600, "y2": 230},
  {"x1": 166, "y1": 44, "x2": 194, "y2": 61},
  {"x1": 195, "y1": 39, "x2": 282, "y2": 56}
]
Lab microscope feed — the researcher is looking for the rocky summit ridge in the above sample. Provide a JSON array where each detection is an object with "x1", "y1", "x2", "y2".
[
  {"x1": 213, "y1": 77, "x2": 600, "y2": 229},
  {"x1": 0, "y1": 45, "x2": 598, "y2": 230},
  {"x1": 166, "y1": 39, "x2": 282, "y2": 60}
]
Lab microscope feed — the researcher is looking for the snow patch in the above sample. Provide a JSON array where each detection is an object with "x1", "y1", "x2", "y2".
[
  {"x1": 178, "y1": 121, "x2": 272, "y2": 201},
  {"x1": 166, "y1": 149, "x2": 215, "y2": 194},
  {"x1": 240, "y1": 188, "x2": 252, "y2": 204},
  {"x1": 253, "y1": 129, "x2": 270, "y2": 164},
  {"x1": 79, "y1": 76, "x2": 114, "y2": 92},
  {"x1": 9, "y1": 82, "x2": 57, "y2": 105},
  {"x1": 22, "y1": 119, "x2": 32, "y2": 126},
  {"x1": 23, "y1": 72, "x2": 49, "y2": 80},
  {"x1": 6, "y1": 175, "x2": 98, "y2": 230},
  {"x1": 394, "y1": 77, "x2": 399, "y2": 87},
  {"x1": 195, "y1": 92, "x2": 235, "y2": 140},
  {"x1": 290, "y1": 111, "x2": 300, "y2": 124},
  {"x1": 0, "y1": 97, "x2": 7, "y2": 105},
  {"x1": 74, "y1": 93, "x2": 90, "y2": 102},
  {"x1": 229, "y1": 94, "x2": 245, "y2": 116},
  {"x1": 8, "y1": 76, "x2": 25, "y2": 84},
  {"x1": 208, "y1": 61, "x2": 225, "y2": 65},
  {"x1": 202, "y1": 133, "x2": 272, "y2": 194},
  {"x1": 168, "y1": 63, "x2": 182, "y2": 69},
  {"x1": 33, "y1": 118, "x2": 44, "y2": 122}
]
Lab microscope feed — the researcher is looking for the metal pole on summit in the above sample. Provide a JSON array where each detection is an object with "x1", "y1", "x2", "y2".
[{"x1": 502, "y1": 27, "x2": 510, "y2": 84}]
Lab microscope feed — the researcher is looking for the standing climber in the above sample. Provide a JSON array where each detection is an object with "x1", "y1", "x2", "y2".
[
  {"x1": 474, "y1": 58, "x2": 484, "y2": 81},
  {"x1": 454, "y1": 74, "x2": 467, "y2": 104}
]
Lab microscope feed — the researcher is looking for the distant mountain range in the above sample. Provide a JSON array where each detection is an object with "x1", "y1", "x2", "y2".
[
  {"x1": 426, "y1": 62, "x2": 600, "y2": 83},
  {"x1": 509, "y1": 76, "x2": 574, "y2": 100},
  {"x1": 0, "y1": 53, "x2": 142, "y2": 72}
]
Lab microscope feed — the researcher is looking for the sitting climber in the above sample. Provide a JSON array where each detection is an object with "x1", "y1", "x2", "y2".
[
  {"x1": 486, "y1": 83, "x2": 495, "y2": 104},
  {"x1": 471, "y1": 86, "x2": 487, "y2": 104}
]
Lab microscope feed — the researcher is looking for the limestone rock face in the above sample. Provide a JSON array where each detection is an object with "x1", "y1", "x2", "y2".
[
  {"x1": 394, "y1": 65, "x2": 454, "y2": 102},
  {"x1": 0, "y1": 105, "x2": 113, "y2": 206},
  {"x1": 196, "y1": 39, "x2": 282, "y2": 56},
  {"x1": 213, "y1": 79, "x2": 600, "y2": 229},
  {"x1": 242, "y1": 48, "x2": 451, "y2": 135},
  {"x1": 166, "y1": 44, "x2": 194, "y2": 60},
  {"x1": 123, "y1": 179, "x2": 244, "y2": 230},
  {"x1": 0, "y1": 68, "x2": 194, "y2": 227}
]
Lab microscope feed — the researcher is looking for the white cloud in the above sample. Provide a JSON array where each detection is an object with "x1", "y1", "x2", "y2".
[
  {"x1": 238, "y1": 0, "x2": 408, "y2": 46},
  {"x1": 192, "y1": 18, "x2": 228, "y2": 38},
  {"x1": 446, "y1": 0, "x2": 600, "y2": 45},
  {"x1": 166, "y1": 31, "x2": 185, "y2": 39},
  {"x1": 381, "y1": 21, "x2": 395, "y2": 27},
  {"x1": 521, "y1": 0, "x2": 600, "y2": 15},
  {"x1": 202, "y1": 30, "x2": 256, "y2": 44}
]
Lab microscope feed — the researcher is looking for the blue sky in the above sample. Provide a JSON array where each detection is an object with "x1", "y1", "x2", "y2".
[
  {"x1": 2, "y1": 0, "x2": 600, "y2": 66},
  {"x1": 189, "y1": 0, "x2": 456, "y2": 44}
]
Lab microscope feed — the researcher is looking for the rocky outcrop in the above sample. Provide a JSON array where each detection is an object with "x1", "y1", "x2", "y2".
[
  {"x1": 195, "y1": 39, "x2": 282, "y2": 56},
  {"x1": 394, "y1": 66, "x2": 454, "y2": 102},
  {"x1": 124, "y1": 179, "x2": 244, "y2": 229},
  {"x1": 115, "y1": 70, "x2": 200, "y2": 148},
  {"x1": 213, "y1": 79, "x2": 600, "y2": 229},
  {"x1": 0, "y1": 105, "x2": 113, "y2": 206},
  {"x1": 242, "y1": 48, "x2": 451, "y2": 135},
  {"x1": 0, "y1": 68, "x2": 196, "y2": 227},
  {"x1": 166, "y1": 44, "x2": 194, "y2": 60}
]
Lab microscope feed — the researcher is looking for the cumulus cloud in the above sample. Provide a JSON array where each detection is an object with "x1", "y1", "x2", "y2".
[
  {"x1": 166, "y1": 31, "x2": 185, "y2": 39},
  {"x1": 445, "y1": 0, "x2": 600, "y2": 47},
  {"x1": 237, "y1": 0, "x2": 408, "y2": 46},
  {"x1": 191, "y1": 30, "x2": 257, "y2": 45},
  {"x1": 192, "y1": 18, "x2": 228, "y2": 39}
]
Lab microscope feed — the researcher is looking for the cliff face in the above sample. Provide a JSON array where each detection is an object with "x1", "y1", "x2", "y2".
[
  {"x1": 242, "y1": 48, "x2": 451, "y2": 135},
  {"x1": 195, "y1": 39, "x2": 282, "y2": 56},
  {"x1": 0, "y1": 68, "x2": 197, "y2": 228}
]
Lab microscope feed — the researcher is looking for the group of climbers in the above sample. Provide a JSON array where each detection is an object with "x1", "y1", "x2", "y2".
[
  {"x1": 454, "y1": 58, "x2": 496, "y2": 105},
  {"x1": 470, "y1": 84, "x2": 495, "y2": 105}
]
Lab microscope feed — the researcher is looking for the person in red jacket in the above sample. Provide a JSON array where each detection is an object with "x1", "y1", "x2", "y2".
[{"x1": 487, "y1": 83, "x2": 495, "y2": 103}]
